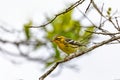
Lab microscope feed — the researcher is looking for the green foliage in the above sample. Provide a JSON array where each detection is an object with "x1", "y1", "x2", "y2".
[
  {"x1": 23, "y1": 10, "x2": 95, "y2": 67},
  {"x1": 46, "y1": 10, "x2": 95, "y2": 45},
  {"x1": 24, "y1": 20, "x2": 32, "y2": 40},
  {"x1": 80, "y1": 26, "x2": 95, "y2": 45},
  {"x1": 44, "y1": 10, "x2": 95, "y2": 67},
  {"x1": 23, "y1": 21, "x2": 45, "y2": 50},
  {"x1": 46, "y1": 11, "x2": 81, "y2": 40},
  {"x1": 52, "y1": 43, "x2": 61, "y2": 59}
]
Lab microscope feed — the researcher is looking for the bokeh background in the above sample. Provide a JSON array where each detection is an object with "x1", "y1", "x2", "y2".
[{"x1": 0, "y1": 0, "x2": 120, "y2": 80}]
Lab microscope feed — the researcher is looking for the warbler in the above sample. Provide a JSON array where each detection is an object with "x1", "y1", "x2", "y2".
[{"x1": 52, "y1": 36, "x2": 85, "y2": 55}]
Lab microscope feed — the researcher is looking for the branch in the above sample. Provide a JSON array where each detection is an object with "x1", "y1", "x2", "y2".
[
  {"x1": 91, "y1": 0, "x2": 105, "y2": 17},
  {"x1": 0, "y1": 38, "x2": 48, "y2": 63},
  {"x1": 39, "y1": 63, "x2": 59, "y2": 80},
  {"x1": 0, "y1": 38, "x2": 46, "y2": 46},
  {"x1": 76, "y1": 7, "x2": 120, "y2": 44},
  {"x1": 30, "y1": 0, "x2": 85, "y2": 28},
  {"x1": 39, "y1": 35, "x2": 120, "y2": 80},
  {"x1": 86, "y1": 30, "x2": 120, "y2": 35},
  {"x1": 115, "y1": 17, "x2": 120, "y2": 31}
]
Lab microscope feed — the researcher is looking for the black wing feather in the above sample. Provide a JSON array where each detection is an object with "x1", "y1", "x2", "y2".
[{"x1": 65, "y1": 38, "x2": 81, "y2": 46}]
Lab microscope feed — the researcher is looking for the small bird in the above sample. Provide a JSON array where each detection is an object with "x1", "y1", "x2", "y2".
[{"x1": 52, "y1": 36, "x2": 85, "y2": 55}]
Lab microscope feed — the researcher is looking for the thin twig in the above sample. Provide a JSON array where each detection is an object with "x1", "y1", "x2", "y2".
[
  {"x1": 115, "y1": 17, "x2": 120, "y2": 31},
  {"x1": 109, "y1": 18, "x2": 118, "y2": 30},
  {"x1": 99, "y1": 3, "x2": 104, "y2": 28},
  {"x1": 91, "y1": 0, "x2": 105, "y2": 17},
  {"x1": 86, "y1": 30, "x2": 120, "y2": 35},
  {"x1": 85, "y1": 0, "x2": 92, "y2": 13},
  {"x1": 30, "y1": 0, "x2": 85, "y2": 28},
  {"x1": 39, "y1": 63, "x2": 59, "y2": 80},
  {"x1": 76, "y1": 7, "x2": 96, "y2": 26},
  {"x1": 76, "y1": 7, "x2": 110, "y2": 35}
]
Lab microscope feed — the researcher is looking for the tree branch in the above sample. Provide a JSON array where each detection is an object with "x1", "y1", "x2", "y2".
[
  {"x1": 91, "y1": 0, "x2": 105, "y2": 17},
  {"x1": 39, "y1": 35, "x2": 120, "y2": 80},
  {"x1": 30, "y1": 0, "x2": 85, "y2": 28},
  {"x1": 39, "y1": 63, "x2": 59, "y2": 80}
]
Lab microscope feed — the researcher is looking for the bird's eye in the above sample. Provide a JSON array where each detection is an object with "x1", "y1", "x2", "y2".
[
  {"x1": 55, "y1": 37, "x2": 60, "y2": 40},
  {"x1": 55, "y1": 37, "x2": 62, "y2": 40}
]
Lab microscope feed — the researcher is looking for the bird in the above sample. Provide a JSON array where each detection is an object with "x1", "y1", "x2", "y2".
[{"x1": 52, "y1": 36, "x2": 85, "y2": 55}]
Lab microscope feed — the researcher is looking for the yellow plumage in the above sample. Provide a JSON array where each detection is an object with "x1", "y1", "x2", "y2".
[{"x1": 52, "y1": 36, "x2": 83, "y2": 55}]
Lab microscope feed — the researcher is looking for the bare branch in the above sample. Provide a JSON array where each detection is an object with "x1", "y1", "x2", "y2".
[
  {"x1": 30, "y1": 0, "x2": 85, "y2": 28},
  {"x1": 39, "y1": 63, "x2": 59, "y2": 80},
  {"x1": 108, "y1": 18, "x2": 119, "y2": 30},
  {"x1": 0, "y1": 38, "x2": 46, "y2": 46},
  {"x1": 115, "y1": 17, "x2": 120, "y2": 31},
  {"x1": 76, "y1": 8, "x2": 96, "y2": 27},
  {"x1": 76, "y1": 4, "x2": 120, "y2": 44},
  {"x1": 86, "y1": 30, "x2": 120, "y2": 35},
  {"x1": 85, "y1": 0, "x2": 92, "y2": 13},
  {"x1": 99, "y1": 3, "x2": 104, "y2": 28},
  {"x1": 91, "y1": 0, "x2": 105, "y2": 17},
  {"x1": 90, "y1": 0, "x2": 120, "y2": 32}
]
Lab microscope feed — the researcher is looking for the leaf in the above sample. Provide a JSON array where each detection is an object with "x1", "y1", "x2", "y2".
[
  {"x1": 24, "y1": 20, "x2": 32, "y2": 40},
  {"x1": 46, "y1": 10, "x2": 74, "y2": 39},
  {"x1": 52, "y1": 43, "x2": 61, "y2": 59},
  {"x1": 107, "y1": 7, "x2": 112, "y2": 15}
]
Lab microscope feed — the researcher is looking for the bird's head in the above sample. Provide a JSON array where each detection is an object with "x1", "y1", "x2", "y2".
[{"x1": 52, "y1": 36, "x2": 65, "y2": 44}]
